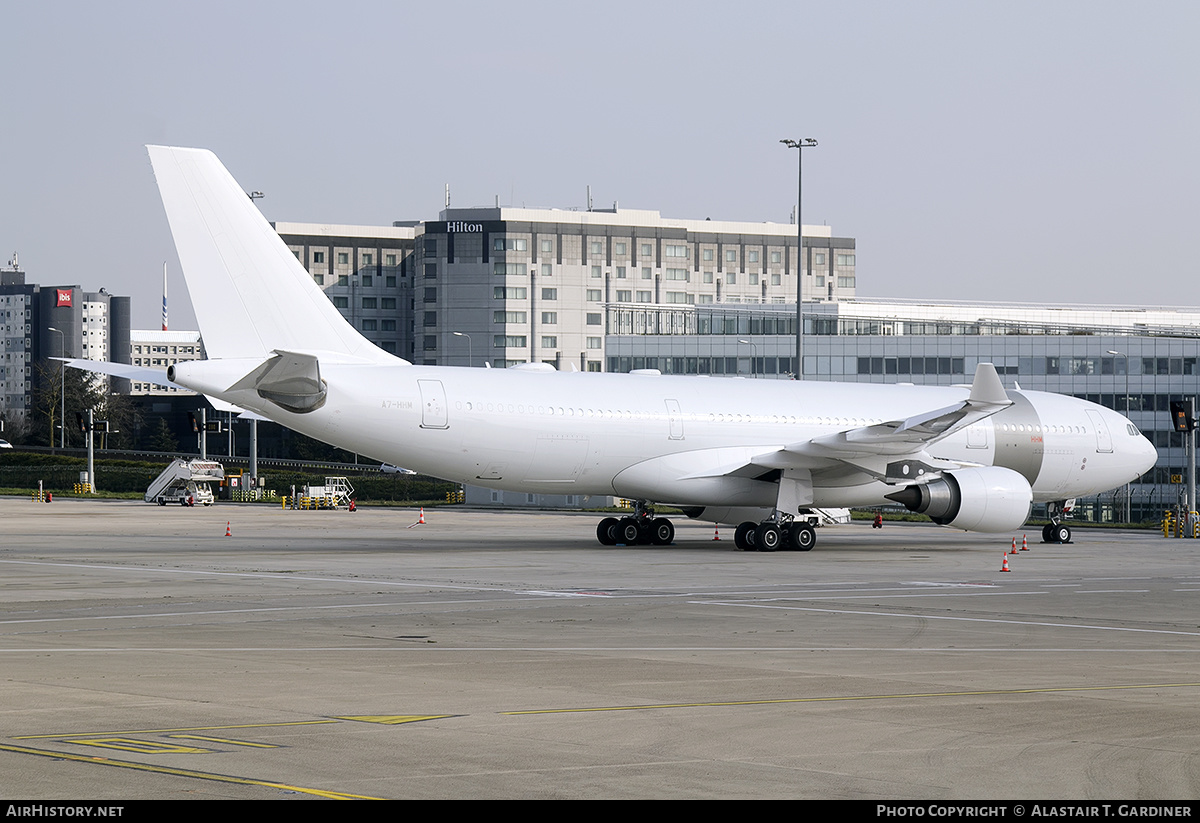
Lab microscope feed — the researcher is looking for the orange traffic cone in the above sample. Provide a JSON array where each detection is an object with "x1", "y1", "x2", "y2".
[
  {"x1": 418, "y1": 507, "x2": 426, "y2": 524},
  {"x1": 225, "y1": 522, "x2": 232, "y2": 537},
  {"x1": 1011, "y1": 537, "x2": 1017, "y2": 554},
  {"x1": 1021, "y1": 534, "x2": 1028, "y2": 552},
  {"x1": 712, "y1": 525, "x2": 721, "y2": 541},
  {"x1": 1000, "y1": 552, "x2": 1011, "y2": 572}
]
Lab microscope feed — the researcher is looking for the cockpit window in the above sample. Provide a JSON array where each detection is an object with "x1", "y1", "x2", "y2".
[{"x1": 1127, "y1": 423, "x2": 1141, "y2": 436}]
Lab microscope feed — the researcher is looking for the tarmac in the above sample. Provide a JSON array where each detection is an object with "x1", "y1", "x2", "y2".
[{"x1": 2, "y1": 497, "x2": 1199, "y2": 800}]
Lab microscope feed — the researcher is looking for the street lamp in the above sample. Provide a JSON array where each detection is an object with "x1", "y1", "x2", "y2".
[
  {"x1": 738, "y1": 338, "x2": 758, "y2": 378},
  {"x1": 781, "y1": 138, "x2": 817, "y2": 380},
  {"x1": 453, "y1": 331, "x2": 473, "y2": 367},
  {"x1": 1108, "y1": 349, "x2": 1131, "y2": 523},
  {"x1": 48, "y1": 327, "x2": 65, "y2": 449}
]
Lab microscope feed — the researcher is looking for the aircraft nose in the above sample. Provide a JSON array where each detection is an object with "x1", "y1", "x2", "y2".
[{"x1": 1136, "y1": 434, "x2": 1158, "y2": 476}]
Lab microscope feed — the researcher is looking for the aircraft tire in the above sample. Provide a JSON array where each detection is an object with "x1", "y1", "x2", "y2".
[
  {"x1": 617, "y1": 518, "x2": 641, "y2": 545},
  {"x1": 755, "y1": 523, "x2": 781, "y2": 552},
  {"x1": 1054, "y1": 524, "x2": 1071, "y2": 544},
  {"x1": 597, "y1": 517, "x2": 619, "y2": 545},
  {"x1": 1041, "y1": 523, "x2": 1054, "y2": 543},
  {"x1": 787, "y1": 523, "x2": 816, "y2": 551},
  {"x1": 650, "y1": 518, "x2": 674, "y2": 546},
  {"x1": 735, "y1": 522, "x2": 757, "y2": 551}
]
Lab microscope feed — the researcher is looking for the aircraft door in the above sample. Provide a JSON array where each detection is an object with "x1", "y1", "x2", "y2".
[
  {"x1": 418, "y1": 379, "x2": 449, "y2": 429},
  {"x1": 665, "y1": 399, "x2": 684, "y2": 440},
  {"x1": 1085, "y1": 410, "x2": 1112, "y2": 453}
]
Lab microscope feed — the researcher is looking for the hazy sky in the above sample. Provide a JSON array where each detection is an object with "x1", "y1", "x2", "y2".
[{"x1": 3, "y1": 1, "x2": 1196, "y2": 330}]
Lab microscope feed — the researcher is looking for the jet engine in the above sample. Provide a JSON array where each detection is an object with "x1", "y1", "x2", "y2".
[{"x1": 885, "y1": 466, "x2": 1032, "y2": 533}]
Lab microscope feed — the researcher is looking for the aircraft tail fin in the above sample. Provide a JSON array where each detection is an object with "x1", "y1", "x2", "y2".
[{"x1": 146, "y1": 146, "x2": 403, "y2": 364}]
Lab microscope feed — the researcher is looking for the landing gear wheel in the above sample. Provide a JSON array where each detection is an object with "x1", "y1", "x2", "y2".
[
  {"x1": 650, "y1": 518, "x2": 675, "y2": 546},
  {"x1": 1054, "y1": 524, "x2": 1071, "y2": 544},
  {"x1": 786, "y1": 523, "x2": 816, "y2": 551},
  {"x1": 616, "y1": 518, "x2": 641, "y2": 545},
  {"x1": 1041, "y1": 523, "x2": 1054, "y2": 544},
  {"x1": 755, "y1": 523, "x2": 782, "y2": 552},
  {"x1": 597, "y1": 517, "x2": 619, "y2": 546},
  {"x1": 735, "y1": 522, "x2": 757, "y2": 551}
]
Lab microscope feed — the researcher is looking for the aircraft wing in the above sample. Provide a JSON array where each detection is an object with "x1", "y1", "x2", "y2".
[{"x1": 741, "y1": 363, "x2": 1011, "y2": 484}]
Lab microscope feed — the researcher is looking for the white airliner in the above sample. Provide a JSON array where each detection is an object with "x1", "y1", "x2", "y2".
[{"x1": 94, "y1": 147, "x2": 1161, "y2": 550}]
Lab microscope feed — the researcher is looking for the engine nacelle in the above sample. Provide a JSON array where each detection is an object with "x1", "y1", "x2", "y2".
[{"x1": 885, "y1": 466, "x2": 1032, "y2": 533}]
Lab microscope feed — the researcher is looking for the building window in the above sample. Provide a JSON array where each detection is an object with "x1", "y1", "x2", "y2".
[
  {"x1": 361, "y1": 319, "x2": 377, "y2": 331},
  {"x1": 587, "y1": 337, "x2": 602, "y2": 349},
  {"x1": 494, "y1": 335, "x2": 527, "y2": 348},
  {"x1": 361, "y1": 274, "x2": 373, "y2": 286},
  {"x1": 636, "y1": 290, "x2": 652, "y2": 302},
  {"x1": 493, "y1": 311, "x2": 527, "y2": 323},
  {"x1": 362, "y1": 297, "x2": 377, "y2": 309},
  {"x1": 703, "y1": 249, "x2": 714, "y2": 262},
  {"x1": 590, "y1": 241, "x2": 603, "y2": 256},
  {"x1": 616, "y1": 290, "x2": 632, "y2": 302},
  {"x1": 641, "y1": 267, "x2": 652, "y2": 280},
  {"x1": 338, "y1": 275, "x2": 349, "y2": 286},
  {"x1": 726, "y1": 249, "x2": 737, "y2": 263},
  {"x1": 541, "y1": 239, "x2": 553, "y2": 253},
  {"x1": 313, "y1": 251, "x2": 325, "y2": 264},
  {"x1": 665, "y1": 269, "x2": 688, "y2": 281},
  {"x1": 381, "y1": 319, "x2": 396, "y2": 331},
  {"x1": 814, "y1": 253, "x2": 826, "y2": 265},
  {"x1": 616, "y1": 266, "x2": 626, "y2": 279},
  {"x1": 338, "y1": 253, "x2": 349, "y2": 265},
  {"x1": 493, "y1": 287, "x2": 528, "y2": 299},
  {"x1": 586, "y1": 289, "x2": 602, "y2": 302},
  {"x1": 541, "y1": 263, "x2": 552, "y2": 277},
  {"x1": 665, "y1": 244, "x2": 688, "y2": 258},
  {"x1": 542, "y1": 336, "x2": 558, "y2": 348},
  {"x1": 425, "y1": 263, "x2": 437, "y2": 279},
  {"x1": 313, "y1": 274, "x2": 324, "y2": 285},
  {"x1": 381, "y1": 297, "x2": 396, "y2": 310},
  {"x1": 541, "y1": 312, "x2": 557, "y2": 324},
  {"x1": 837, "y1": 254, "x2": 855, "y2": 266},
  {"x1": 591, "y1": 266, "x2": 602, "y2": 278},
  {"x1": 424, "y1": 335, "x2": 437, "y2": 350},
  {"x1": 615, "y1": 242, "x2": 627, "y2": 255},
  {"x1": 424, "y1": 288, "x2": 437, "y2": 302},
  {"x1": 424, "y1": 311, "x2": 437, "y2": 326},
  {"x1": 386, "y1": 276, "x2": 397, "y2": 287},
  {"x1": 386, "y1": 254, "x2": 397, "y2": 266},
  {"x1": 332, "y1": 296, "x2": 348, "y2": 308},
  {"x1": 541, "y1": 288, "x2": 557, "y2": 300},
  {"x1": 586, "y1": 313, "x2": 602, "y2": 325},
  {"x1": 771, "y1": 251, "x2": 782, "y2": 264},
  {"x1": 641, "y1": 243, "x2": 652, "y2": 256},
  {"x1": 494, "y1": 262, "x2": 525, "y2": 276},
  {"x1": 728, "y1": 272, "x2": 737, "y2": 285},
  {"x1": 771, "y1": 273, "x2": 781, "y2": 286},
  {"x1": 362, "y1": 254, "x2": 373, "y2": 266},
  {"x1": 748, "y1": 250, "x2": 759, "y2": 263}
]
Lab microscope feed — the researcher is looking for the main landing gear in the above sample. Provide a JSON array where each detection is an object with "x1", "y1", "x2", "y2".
[
  {"x1": 733, "y1": 516, "x2": 816, "y2": 552},
  {"x1": 596, "y1": 500, "x2": 675, "y2": 546}
]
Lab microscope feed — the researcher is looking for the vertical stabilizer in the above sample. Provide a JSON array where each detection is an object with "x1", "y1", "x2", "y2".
[{"x1": 147, "y1": 146, "x2": 401, "y2": 364}]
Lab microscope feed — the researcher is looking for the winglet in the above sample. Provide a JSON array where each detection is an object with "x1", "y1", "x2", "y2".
[{"x1": 968, "y1": 363, "x2": 1010, "y2": 406}]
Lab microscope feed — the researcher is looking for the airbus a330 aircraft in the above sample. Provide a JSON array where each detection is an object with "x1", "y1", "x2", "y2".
[{"x1": 99, "y1": 147, "x2": 1160, "y2": 550}]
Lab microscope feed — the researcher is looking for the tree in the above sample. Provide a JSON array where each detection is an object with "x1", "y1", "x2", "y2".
[
  {"x1": 148, "y1": 418, "x2": 178, "y2": 453},
  {"x1": 29, "y1": 361, "x2": 105, "y2": 448}
]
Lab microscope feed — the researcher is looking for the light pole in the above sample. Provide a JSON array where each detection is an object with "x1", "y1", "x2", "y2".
[
  {"x1": 781, "y1": 138, "x2": 817, "y2": 380},
  {"x1": 738, "y1": 338, "x2": 758, "y2": 378},
  {"x1": 48, "y1": 327, "x2": 65, "y2": 449},
  {"x1": 453, "y1": 331, "x2": 473, "y2": 367},
  {"x1": 1108, "y1": 349, "x2": 1131, "y2": 523}
]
